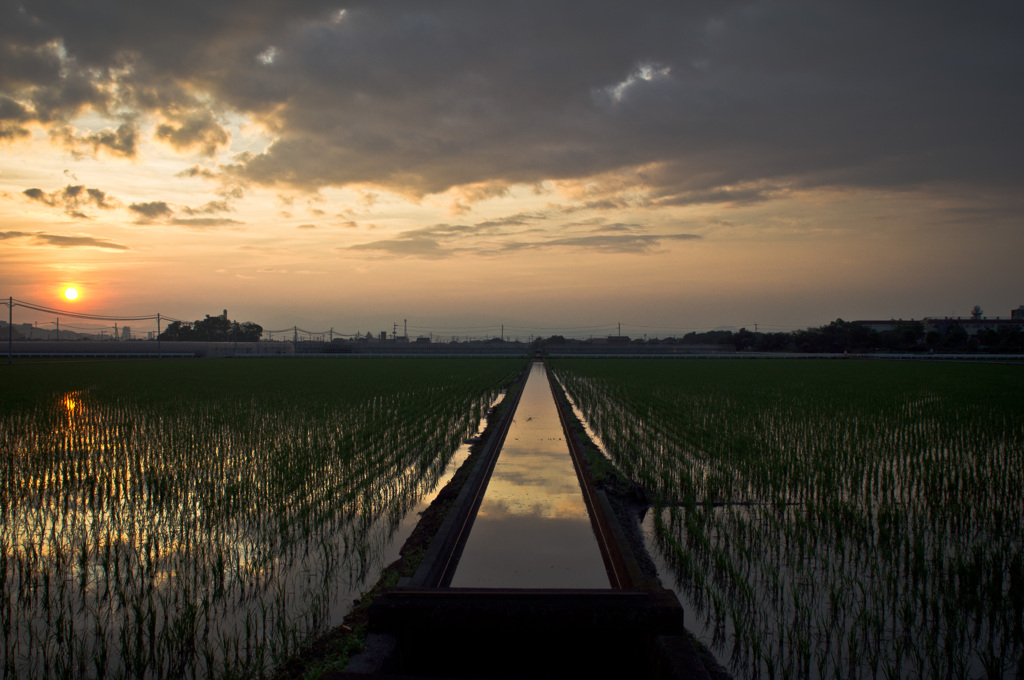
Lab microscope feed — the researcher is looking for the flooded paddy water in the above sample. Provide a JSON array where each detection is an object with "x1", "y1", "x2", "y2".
[
  {"x1": 10, "y1": 355, "x2": 1021, "y2": 678},
  {"x1": 0, "y1": 358, "x2": 520, "y2": 680},
  {"x1": 451, "y1": 362, "x2": 608, "y2": 589},
  {"x1": 550, "y1": 358, "x2": 1024, "y2": 680}
]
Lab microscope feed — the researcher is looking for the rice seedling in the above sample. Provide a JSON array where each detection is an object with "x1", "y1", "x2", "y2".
[
  {"x1": 1, "y1": 357, "x2": 520, "y2": 679},
  {"x1": 551, "y1": 358, "x2": 1024, "y2": 679}
]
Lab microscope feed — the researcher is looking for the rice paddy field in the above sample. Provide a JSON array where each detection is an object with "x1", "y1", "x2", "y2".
[
  {"x1": 551, "y1": 358, "x2": 1024, "y2": 680},
  {"x1": 0, "y1": 357, "x2": 522, "y2": 679}
]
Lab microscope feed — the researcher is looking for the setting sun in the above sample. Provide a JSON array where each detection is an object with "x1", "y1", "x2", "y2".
[{"x1": 64, "y1": 287, "x2": 79, "y2": 301}]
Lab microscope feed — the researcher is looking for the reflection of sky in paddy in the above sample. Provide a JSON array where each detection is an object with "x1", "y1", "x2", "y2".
[{"x1": 452, "y1": 363, "x2": 608, "y2": 589}]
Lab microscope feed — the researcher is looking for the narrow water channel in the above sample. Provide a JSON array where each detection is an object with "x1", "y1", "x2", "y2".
[{"x1": 450, "y1": 362, "x2": 609, "y2": 589}]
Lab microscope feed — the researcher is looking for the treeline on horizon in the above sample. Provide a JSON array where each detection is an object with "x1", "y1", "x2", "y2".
[
  {"x1": 540, "y1": 319, "x2": 1024, "y2": 354},
  {"x1": 7, "y1": 316, "x2": 1023, "y2": 353}
]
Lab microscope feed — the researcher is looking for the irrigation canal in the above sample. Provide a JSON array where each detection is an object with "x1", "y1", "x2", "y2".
[
  {"x1": 337, "y1": 360, "x2": 714, "y2": 679},
  {"x1": 451, "y1": 362, "x2": 609, "y2": 589}
]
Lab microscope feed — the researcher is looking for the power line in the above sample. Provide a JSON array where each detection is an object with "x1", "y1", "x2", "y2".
[
  {"x1": 11, "y1": 298, "x2": 159, "y2": 322},
  {"x1": 3, "y1": 297, "x2": 808, "y2": 341}
]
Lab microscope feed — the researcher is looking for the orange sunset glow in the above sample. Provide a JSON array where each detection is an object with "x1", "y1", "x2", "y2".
[{"x1": 1, "y1": 3, "x2": 1021, "y2": 337}]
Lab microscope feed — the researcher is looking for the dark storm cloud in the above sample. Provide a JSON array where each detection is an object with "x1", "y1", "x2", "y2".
[
  {"x1": 229, "y1": 2, "x2": 1024, "y2": 197},
  {"x1": 3, "y1": 1, "x2": 1022, "y2": 200},
  {"x1": 0, "y1": 96, "x2": 32, "y2": 139}
]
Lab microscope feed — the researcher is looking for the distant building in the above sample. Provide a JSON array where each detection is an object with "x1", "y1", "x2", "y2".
[
  {"x1": 925, "y1": 309, "x2": 1024, "y2": 336},
  {"x1": 855, "y1": 307, "x2": 1024, "y2": 337},
  {"x1": 121, "y1": 326, "x2": 131, "y2": 341},
  {"x1": 854, "y1": 307, "x2": 1024, "y2": 337}
]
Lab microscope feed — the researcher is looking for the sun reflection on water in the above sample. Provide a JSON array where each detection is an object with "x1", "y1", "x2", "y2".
[
  {"x1": 4, "y1": 361, "x2": 520, "y2": 679},
  {"x1": 452, "y1": 362, "x2": 609, "y2": 589}
]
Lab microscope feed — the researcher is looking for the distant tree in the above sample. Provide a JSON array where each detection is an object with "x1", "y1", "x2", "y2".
[
  {"x1": 159, "y1": 316, "x2": 262, "y2": 341},
  {"x1": 977, "y1": 326, "x2": 1024, "y2": 353},
  {"x1": 896, "y1": 321, "x2": 925, "y2": 348},
  {"x1": 681, "y1": 330, "x2": 735, "y2": 345},
  {"x1": 159, "y1": 320, "x2": 194, "y2": 340},
  {"x1": 538, "y1": 335, "x2": 567, "y2": 345},
  {"x1": 879, "y1": 321, "x2": 925, "y2": 352},
  {"x1": 806, "y1": 319, "x2": 878, "y2": 353},
  {"x1": 733, "y1": 327, "x2": 756, "y2": 351},
  {"x1": 235, "y1": 322, "x2": 263, "y2": 341},
  {"x1": 941, "y1": 324, "x2": 969, "y2": 351},
  {"x1": 999, "y1": 326, "x2": 1024, "y2": 353},
  {"x1": 792, "y1": 328, "x2": 822, "y2": 353},
  {"x1": 193, "y1": 315, "x2": 232, "y2": 341},
  {"x1": 755, "y1": 332, "x2": 794, "y2": 352}
]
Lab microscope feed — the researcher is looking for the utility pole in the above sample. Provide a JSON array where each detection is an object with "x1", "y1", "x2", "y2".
[
  {"x1": 114, "y1": 322, "x2": 118, "y2": 341},
  {"x1": 56, "y1": 317, "x2": 59, "y2": 342},
  {"x1": 7, "y1": 297, "x2": 12, "y2": 365},
  {"x1": 618, "y1": 322, "x2": 621, "y2": 336},
  {"x1": 157, "y1": 313, "x2": 162, "y2": 359},
  {"x1": 404, "y1": 319, "x2": 407, "y2": 339},
  {"x1": 329, "y1": 327, "x2": 333, "y2": 342},
  {"x1": 294, "y1": 326, "x2": 298, "y2": 345}
]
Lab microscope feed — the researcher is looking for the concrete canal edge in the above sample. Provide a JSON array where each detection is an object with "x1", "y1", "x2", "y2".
[
  {"x1": 330, "y1": 359, "x2": 724, "y2": 679},
  {"x1": 270, "y1": 364, "x2": 530, "y2": 680},
  {"x1": 399, "y1": 358, "x2": 529, "y2": 589},
  {"x1": 546, "y1": 363, "x2": 733, "y2": 680}
]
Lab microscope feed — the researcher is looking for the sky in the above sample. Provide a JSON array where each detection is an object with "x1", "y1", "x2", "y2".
[{"x1": 2, "y1": 1, "x2": 1022, "y2": 340}]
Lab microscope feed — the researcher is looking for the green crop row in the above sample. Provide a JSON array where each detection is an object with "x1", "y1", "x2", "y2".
[
  {"x1": 1, "y1": 357, "x2": 522, "y2": 679},
  {"x1": 551, "y1": 358, "x2": 1024, "y2": 680}
]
